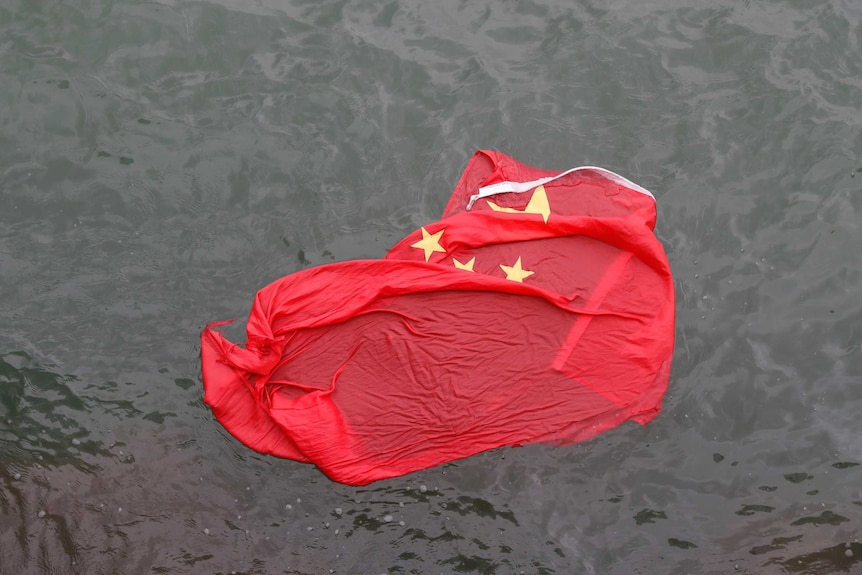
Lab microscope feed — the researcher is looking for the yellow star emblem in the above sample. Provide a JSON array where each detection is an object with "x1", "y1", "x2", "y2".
[
  {"x1": 500, "y1": 257, "x2": 534, "y2": 283},
  {"x1": 486, "y1": 185, "x2": 551, "y2": 223},
  {"x1": 411, "y1": 227, "x2": 446, "y2": 262},
  {"x1": 453, "y1": 257, "x2": 475, "y2": 272}
]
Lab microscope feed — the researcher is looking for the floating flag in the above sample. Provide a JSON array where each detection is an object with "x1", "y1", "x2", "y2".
[{"x1": 201, "y1": 151, "x2": 674, "y2": 485}]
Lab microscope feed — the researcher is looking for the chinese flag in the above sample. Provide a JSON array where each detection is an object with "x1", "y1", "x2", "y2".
[{"x1": 201, "y1": 151, "x2": 674, "y2": 485}]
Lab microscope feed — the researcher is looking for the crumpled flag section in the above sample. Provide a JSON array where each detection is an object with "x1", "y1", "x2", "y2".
[{"x1": 202, "y1": 259, "x2": 670, "y2": 485}]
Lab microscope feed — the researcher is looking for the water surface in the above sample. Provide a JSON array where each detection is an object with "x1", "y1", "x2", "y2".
[{"x1": 1, "y1": 0, "x2": 861, "y2": 573}]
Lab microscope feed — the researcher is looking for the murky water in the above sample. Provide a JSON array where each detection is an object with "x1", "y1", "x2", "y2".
[{"x1": 1, "y1": 0, "x2": 861, "y2": 573}]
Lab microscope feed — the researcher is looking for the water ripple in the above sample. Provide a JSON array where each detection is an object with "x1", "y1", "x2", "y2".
[{"x1": 1, "y1": 0, "x2": 861, "y2": 572}]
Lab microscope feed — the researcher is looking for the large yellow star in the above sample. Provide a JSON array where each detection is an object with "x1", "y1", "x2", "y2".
[
  {"x1": 453, "y1": 257, "x2": 475, "y2": 271},
  {"x1": 411, "y1": 227, "x2": 446, "y2": 261},
  {"x1": 500, "y1": 257, "x2": 534, "y2": 282},
  {"x1": 486, "y1": 185, "x2": 551, "y2": 223}
]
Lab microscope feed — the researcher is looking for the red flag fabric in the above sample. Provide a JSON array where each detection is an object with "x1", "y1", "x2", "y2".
[{"x1": 201, "y1": 151, "x2": 674, "y2": 485}]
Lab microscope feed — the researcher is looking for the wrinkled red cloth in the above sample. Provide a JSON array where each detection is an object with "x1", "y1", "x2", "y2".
[{"x1": 201, "y1": 150, "x2": 674, "y2": 485}]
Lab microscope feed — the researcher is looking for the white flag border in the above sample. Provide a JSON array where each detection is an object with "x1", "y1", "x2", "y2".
[{"x1": 465, "y1": 166, "x2": 655, "y2": 210}]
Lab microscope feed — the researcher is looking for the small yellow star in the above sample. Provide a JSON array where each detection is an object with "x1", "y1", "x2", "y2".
[
  {"x1": 487, "y1": 185, "x2": 551, "y2": 223},
  {"x1": 453, "y1": 257, "x2": 475, "y2": 272},
  {"x1": 411, "y1": 227, "x2": 446, "y2": 262},
  {"x1": 500, "y1": 257, "x2": 534, "y2": 283}
]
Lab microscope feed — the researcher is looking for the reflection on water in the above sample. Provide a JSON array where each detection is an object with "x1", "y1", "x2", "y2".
[
  {"x1": 0, "y1": 353, "x2": 103, "y2": 470},
  {"x1": 1, "y1": 0, "x2": 861, "y2": 572}
]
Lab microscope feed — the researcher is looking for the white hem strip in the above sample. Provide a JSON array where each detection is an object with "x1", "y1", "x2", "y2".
[{"x1": 465, "y1": 166, "x2": 655, "y2": 210}]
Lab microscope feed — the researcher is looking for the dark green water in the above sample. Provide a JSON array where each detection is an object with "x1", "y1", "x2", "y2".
[{"x1": 1, "y1": 1, "x2": 861, "y2": 573}]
